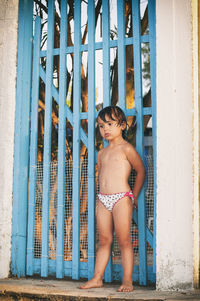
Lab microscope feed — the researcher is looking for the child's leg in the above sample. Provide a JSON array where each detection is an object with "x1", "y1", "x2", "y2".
[
  {"x1": 113, "y1": 196, "x2": 133, "y2": 292},
  {"x1": 80, "y1": 201, "x2": 113, "y2": 289}
]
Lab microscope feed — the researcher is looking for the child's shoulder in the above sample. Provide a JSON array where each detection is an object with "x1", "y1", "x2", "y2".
[
  {"x1": 122, "y1": 140, "x2": 135, "y2": 150},
  {"x1": 97, "y1": 148, "x2": 104, "y2": 159},
  {"x1": 98, "y1": 147, "x2": 105, "y2": 154},
  {"x1": 122, "y1": 141, "x2": 137, "y2": 155}
]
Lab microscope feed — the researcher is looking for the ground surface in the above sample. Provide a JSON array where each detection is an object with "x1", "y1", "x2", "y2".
[{"x1": 0, "y1": 278, "x2": 200, "y2": 300}]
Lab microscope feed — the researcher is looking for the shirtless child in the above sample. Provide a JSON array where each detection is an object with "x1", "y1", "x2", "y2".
[{"x1": 80, "y1": 106, "x2": 146, "y2": 292}]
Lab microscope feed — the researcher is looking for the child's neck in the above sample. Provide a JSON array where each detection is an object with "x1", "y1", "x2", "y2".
[{"x1": 109, "y1": 136, "x2": 125, "y2": 146}]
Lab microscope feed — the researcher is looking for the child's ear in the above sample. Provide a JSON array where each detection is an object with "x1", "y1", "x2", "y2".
[{"x1": 121, "y1": 122, "x2": 126, "y2": 130}]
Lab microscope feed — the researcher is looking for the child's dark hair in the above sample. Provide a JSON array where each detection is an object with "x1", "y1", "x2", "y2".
[{"x1": 97, "y1": 105, "x2": 127, "y2": 139}]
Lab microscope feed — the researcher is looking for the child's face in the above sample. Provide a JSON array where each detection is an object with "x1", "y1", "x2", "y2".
[{"x1": 97, "y1": 114, "x2": 125, "y2": 141}]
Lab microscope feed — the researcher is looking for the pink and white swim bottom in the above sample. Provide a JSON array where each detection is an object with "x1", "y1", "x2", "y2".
[{"x1": 98, "y1": 191, "x2": 136, "y2": 212}]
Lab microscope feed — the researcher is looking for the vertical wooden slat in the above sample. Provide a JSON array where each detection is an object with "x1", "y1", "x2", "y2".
[
  {"x1": 88, "y1": 0, "x2": 96, "y2": 280},
  {"x1": 11, "y1": 0, "x2": 33, "y2": 277},
  {"x1": 102, "y1": 0, "x2": 112, "y2": 282},
  {"x1": 117, "y1": 1, "x2": 126, "y2": 279},
  {"x1": 41, "y1": 0, "x2": 55, "y2": 277},
  {"x1": 72, "y1": 0, "x2": 81, "y2": 280},
  {"x1": 102, "y1": 0, "x2": 110, "y2": 108},
  {"x1": 148, "y1": 0, "x2": 156, "y2": 275},
  {"x1": 117, "y1": 0, "x2": 126, "y2": 110},
  {"x1": 56, "y1": 0, "x2": 67, "y2": 279},
  {"x1": 26, "y1": 16, "x2": 41, "y2": 276},
  {"x1": 132, "y1": 0, "x2": 147, "y2": 285}
]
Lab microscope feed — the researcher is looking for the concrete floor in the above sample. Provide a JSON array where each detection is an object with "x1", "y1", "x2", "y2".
[{"x1": 0, "y1": 278, "x2": 200, "y2": 300}]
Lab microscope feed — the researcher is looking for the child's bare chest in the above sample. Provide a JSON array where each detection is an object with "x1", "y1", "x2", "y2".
[{"x1": 101, "y1": 148, "x2": 126, "y2": 165}]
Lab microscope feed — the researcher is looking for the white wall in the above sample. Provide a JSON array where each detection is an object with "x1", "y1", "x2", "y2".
[
  {"x1": 0, "y1": 0, "x2": 19, "y2": 278},
  {"x1": 192, "y1": 0, "x2": 200, "y2": 288},
  {"x1": 156, "y1": 0, "x2": 193, "y2": 290}
]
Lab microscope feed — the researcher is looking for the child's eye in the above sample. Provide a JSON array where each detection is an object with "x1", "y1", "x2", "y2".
[
  {"x1": 108, "y1": 122, "x2": 112, "y2": 126},
  {"x1": 99, "y1": 125, "x2": 104, "y2": 128}
]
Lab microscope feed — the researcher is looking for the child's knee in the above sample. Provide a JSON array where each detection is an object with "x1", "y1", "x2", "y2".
[
  {"x1": 116, "y1": 235, "x2": 131, "y2": 248},
  {"x1": 99, "y1": 234, "x2": 113, "y2": 247}
]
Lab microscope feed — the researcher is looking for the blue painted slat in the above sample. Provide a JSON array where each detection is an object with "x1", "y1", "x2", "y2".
[
  {"x1": 143, "y1": 107, "x2": 152, "y2": 115},
  {"x1": 102, "y1": 0, "x2": 112, "y2": 282},
  {"x1": 11, "y1": 0, "x2": 25, "y2": 277},
  {"x1": 80, "y1": 112, "x2": 88, "y2": 119},
  {"x1": 102, "y1": 0, "x2": 110, "y2": 109},
  {"x1": 113, "y1": 264, "x2": 155, "y2": 283},
  {"x1": 132, "y1": 210, "x2": 153, "y2": 248},
  {"x1": 117, "y1": 0, "x2": 126, "y2": 110},
  {"x1": 117, "y1": 1, "x2": 126, "y2": 282},
  {"x1": 41, "y1": 0, "x2": 55, "y2": 277},
  {"x1": 72, "y1": 0, "x2": 81, "y2": 280},
  {"x1": 39, "y1": 65, "x2": 88, "y2": 148},
  {"x1": 56, "y1": 0, "x2": 68, "y2": 279},
  {"x1": 87, "y1": 0, "x2": 95, "y2": 280},
  {"x1": 95, "y1": 107, "x2": 152, "y2": 118},
  {"x1": 39, "y1": 34, "x2": 149, "y2": 58},
  {"x1": 148, "y1": 0, "x2": 157, "y2": 275},
  {"x1": 132, "y1": 0, "x2": 147, "y2": 286},
  {"x1": 11, "y1": 0, "x2": 33, "y2": 277},
  {"x1": 33, "y1": 257, "x2": 155, "y2": 283},
  {"x1": 26, "y1": 16, "x2": 41, "y2": 276},
  {"x1": 33, "y1": 258, "x2": 155, "y2": 283},
  {"x1": 39, "y1": 36, "x2": 150, "y2": 59}
]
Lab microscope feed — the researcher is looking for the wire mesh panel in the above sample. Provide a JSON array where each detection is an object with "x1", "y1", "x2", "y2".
[
  {"x1": 26, "y1": 0, "x2": 156, "y2": 284},
  {"x1": 33, "y1": 153, "x2": 153, "y2": 264},
  {"x1": 64, "y1": 160, "x2": 73, "y2": 261}
]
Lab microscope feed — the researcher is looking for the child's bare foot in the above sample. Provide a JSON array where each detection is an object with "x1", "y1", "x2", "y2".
[
  {"x1": 117, "y1": 281, "x2": 133, "y2": 292},
  {"x1": 79, "y1": 277, "x2": 103, "y2": 289}
]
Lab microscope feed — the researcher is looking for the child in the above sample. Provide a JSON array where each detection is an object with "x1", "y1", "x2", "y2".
[{"x1": 80, "y1": 106, "x2": 146, "y2": 292}]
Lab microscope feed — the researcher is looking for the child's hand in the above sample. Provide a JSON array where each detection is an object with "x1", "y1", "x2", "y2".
[
  {"x1": 131, "y1": 192, "x2": 137, "y2": 209},
  {"x1": 134, "y1": 197, "x2": 138, "y2": 208},
  {"x1": 132, "y1": 200, "x2": 137, "y2": 211}
]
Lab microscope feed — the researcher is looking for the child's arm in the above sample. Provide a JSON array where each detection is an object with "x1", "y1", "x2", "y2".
[
  {"x1": 97, "y1": 149, "x2": 102, "y2": 174},
  {"x1": 125, "y1": 144, "x2": 146, "y2": 203}
]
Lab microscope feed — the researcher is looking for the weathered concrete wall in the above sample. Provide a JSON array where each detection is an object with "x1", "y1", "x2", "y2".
[
  {"x1": 0, "y1": 0, "x2": 19, "y2": 278},
  {"x1": 191, "y1": 0, "x2": 200, "y2": 288},
  {"x1": 156, "y1": 0, "x2": 193, "y2": 290}
]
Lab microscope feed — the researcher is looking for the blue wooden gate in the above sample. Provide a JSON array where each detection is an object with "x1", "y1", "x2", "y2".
[{"x1": 12, "y1": 0, "x2": 156, "y2": 285}]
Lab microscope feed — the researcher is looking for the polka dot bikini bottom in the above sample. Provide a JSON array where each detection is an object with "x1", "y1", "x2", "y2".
[{"x1": 97, "y1": 191, "x2": 135, "y2": 212}]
